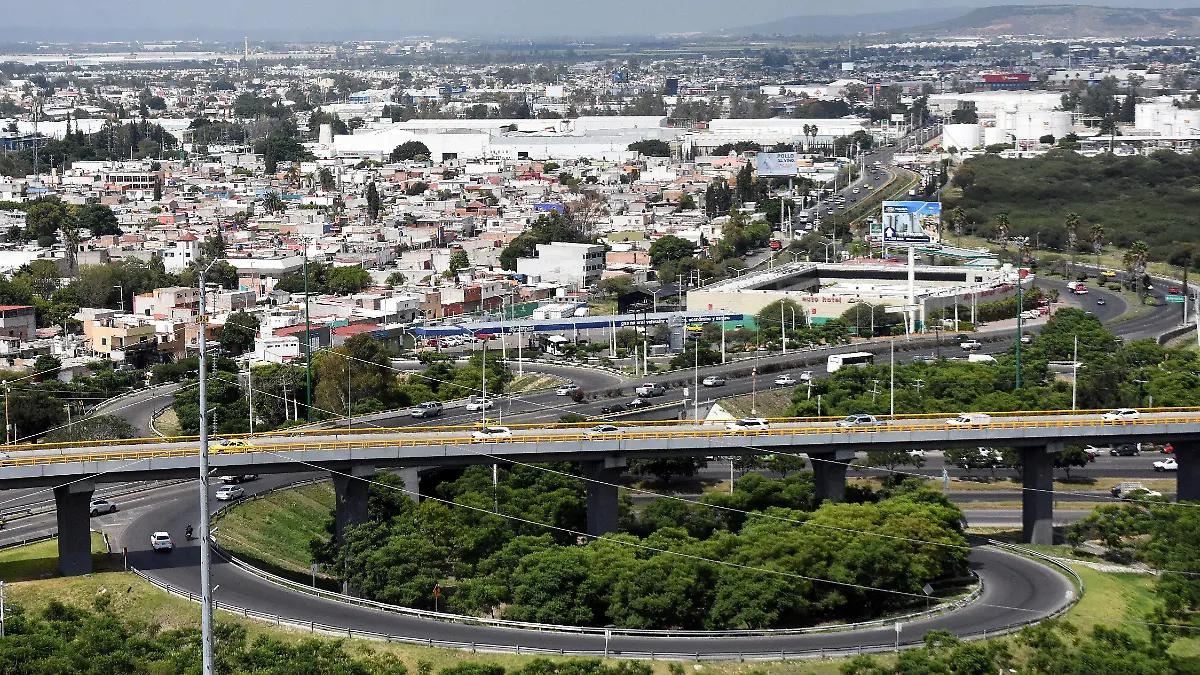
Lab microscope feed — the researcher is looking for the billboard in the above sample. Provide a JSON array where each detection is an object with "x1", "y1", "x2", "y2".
[
  {"x1": 755, "y1": 151, "x2": 797, "y2": 177},
  {"x1": 881, "y1": 201, "x2": 940, "y2": 244}
]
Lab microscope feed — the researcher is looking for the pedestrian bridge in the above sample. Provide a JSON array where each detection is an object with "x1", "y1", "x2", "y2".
[{"x1": 10, "y1": 408, "x2": 1200, "y2": 576}]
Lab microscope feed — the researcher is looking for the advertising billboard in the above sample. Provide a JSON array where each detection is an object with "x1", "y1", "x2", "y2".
[
  {"x1": 755, "y1": 151, "x2": 797, "y2": 177},
  {"x1": 881, "y1": 201, "x2": 940, "y2": 244}
]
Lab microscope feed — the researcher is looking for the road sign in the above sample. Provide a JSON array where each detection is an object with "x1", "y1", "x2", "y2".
[
  {"x1": 433, "y1": 583, "x2": 442, "y2": 598},
  {"x1": 922, "y1": 583, "x2": 934, "y2": 596},
  {"x1": 1166, "y1": 294, "x2": 1185, "y2": 303}
]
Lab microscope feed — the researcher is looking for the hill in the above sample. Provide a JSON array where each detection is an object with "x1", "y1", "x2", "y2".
[
  {"x1": 735, "y1": 8, "x2": 972, "y2": 37},
  {"x1": 912, "y1": 5, "x2": 1200, "y2": 38}
]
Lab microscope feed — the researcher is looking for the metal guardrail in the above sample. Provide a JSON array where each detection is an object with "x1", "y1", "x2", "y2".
[{"x1": 2, "y1": 413, "x2": 1196, "y2": 469}]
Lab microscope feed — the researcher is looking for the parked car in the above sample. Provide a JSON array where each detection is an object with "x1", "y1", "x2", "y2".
[
  {"x1": 88, "y1": 499, "x2": 117, "y2": 516},
  {"x1": 726, "y1": 418, "x2": 770, "y2": 431},
  {"x1": 151, "y1": 532, "x2": 174, "y2": 551},
  {"x1": 947, "y1": 412, "x2": 992, "y2": 426},
  {"x1": 1110, "y1": 444, "x2": 1142, "y2": 456},
  {"x1": 555, "y1": 384, "x2": 581, "y2": 396},
  {"x1": 634, "y1": 383, "x2": 666, "y2": 397},
  {"x1": 214, "y1": 485, "x2": 245, "y2": 501},
  {"x1": 1154, "y1": 457, "x2": 1178, "y2": 472},
  {"x1": 218, "y1": 474, "x2": 258, "y2": 484},
  {"x1": 465, "y1": 398, "x2": 494, "y2": 411},
  {"x1": 410, "y1": 401, "x2": 444, "y2": 418},
  {"x1": 1102, "y1": 408, "x2": 1140, "y2": 421},
  {"x1": 471, "y1": 426, "x2": 512, "y2": 441},
  {"x1": 774, "y1": 374, "x2": 797, "y2": 386},
  {"x1": 586, "y1": 424, "x2": 621, "y2": 435},
  {"x1": 835, "y1": 414, "x2": 879, "y2": 428},
  {"x1": 702, "y1": 376, "x2": 727, "y2": 387}
]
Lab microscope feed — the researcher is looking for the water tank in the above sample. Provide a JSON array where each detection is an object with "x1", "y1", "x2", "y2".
[
  {"x1": 942, "y1": 124, "x2": 983, "y2": 151},
  {"x1": 319, "y1": 123, "x2": 333, "y2": 145}
]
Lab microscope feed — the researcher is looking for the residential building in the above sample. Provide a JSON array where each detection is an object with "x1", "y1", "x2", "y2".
[{"x1": 516, "y1": 242, "x2": 606, "y2": 287}]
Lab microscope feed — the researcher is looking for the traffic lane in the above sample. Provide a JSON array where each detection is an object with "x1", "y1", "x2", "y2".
[
  {"x1": 95, "y1": 384, "x2": 183, "y2": 433},
  {"x1": 129, "y1": 486, "x2": 1074, "y2": 653},
  {"x1": 963, "y1": 510, "x2": 1091, "y2": 527}
]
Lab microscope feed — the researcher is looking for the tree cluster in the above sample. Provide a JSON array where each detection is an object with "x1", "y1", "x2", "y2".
[{"x1": 498, "y1": 211, "x2": 591, "y2": 271}]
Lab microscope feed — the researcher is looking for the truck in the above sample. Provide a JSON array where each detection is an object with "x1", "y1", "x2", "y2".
[{"x1": 1067, "y1": 282, "x2": 1089, "y2": 295}]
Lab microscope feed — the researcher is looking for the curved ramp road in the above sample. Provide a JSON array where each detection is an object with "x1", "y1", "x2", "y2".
[{"x1": 121, "y1": 482, "x2": 1075, "y2": 656}]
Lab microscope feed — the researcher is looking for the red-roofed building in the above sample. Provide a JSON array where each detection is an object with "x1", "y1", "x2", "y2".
[{"x1": 331, "y1": 323, "x2": 381, "y2": 347}]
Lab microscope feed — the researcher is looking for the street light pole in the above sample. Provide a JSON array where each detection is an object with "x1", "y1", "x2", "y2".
[
  {"x1": 1015, "y1": 252, "x2": 1024, "y2": 390},
  {"x1": 196, "y1": 259, "x2": 219, "y2": 675},
  {"x1": 302, "y1": 238, "x2": 313, "y2": 423}
]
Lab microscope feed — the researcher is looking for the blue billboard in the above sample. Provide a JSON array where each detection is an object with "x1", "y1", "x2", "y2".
[{"x1": 881, "y1": 201, "x2": 940, "y2": 244}]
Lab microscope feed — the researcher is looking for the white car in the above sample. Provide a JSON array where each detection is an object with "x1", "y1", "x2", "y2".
[
  {"x1": 774, "y1": 374, "x2": 797, "y2": 386},
  {"x1": 471, "y1": 426, "x2": 512, "y2": 441},
  {"x1": 726, "y1": 418, "x2": 770, "y2": 431},
  {"x1": 89, "y1": 499, "x2": 118, "y2": 516},
  {"x1": 586, "y1": 424, "x2": 621, "y2": 436},
  {"x1": 214, "y1": 485, "x2": 245, "y2": 501},
  {"x1": 947, "y1": 412, "x2": 992, "y2": 426},
  {"x1": 465, "y1": 398, "x2": 494, "y2": 411},
  {"x1": 906, "y1": 449, "x2": 927, "y2": 458},
  {"x1": 150, "y1": 532, "x2": 173, "y2": 551},
  {"x1": 1154, "y1": 457, "x2": 1178, "y2": 472},
  {"x1": 835, "y1": 414, "x2": 879, "y2": 428},
  {"x1": 702, "y1": 376, "x2": 727, "y2": 387},
  {"x1": 798, "y1": 371, "x2": 813, "y2": 382},
  {"x1": 555, "y1": 384, "x2": 581, "y2": 396},
  {"x1": 1102, "y1": 408, "x2": 1140, "y2": 421},
  {"x1": 1083, "y1": 446, "x2": 1107, "y2": 461}
]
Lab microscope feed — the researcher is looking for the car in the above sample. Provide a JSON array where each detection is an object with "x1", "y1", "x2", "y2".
[
  {"x1": 586, "y1": 424, "x2": 621, "y2": 435},
  {"x1": 471, "y1": 426, "x2": 512, "y2": 441},
  {"x1": 1169, "y1": 286, "x2": 1181, "y2": 294},
  {"x1": 1020, "y1": 334, "x2": 1033, "y2": 344},
  {"x1": 219, "y1": 474, "x2": 259, "y2": 484},
  {"x1": 215, "y1": 439, "x2": 253, "y2": 453},
  {"x1": 1101, "y1": 270, "x2": 1117, "y2": 278},
  {"x1": 410, "y1": 401, "x2": 444, "y2": 418},
  {"x1": 1111, "y1": 481, "x2": 1162, "y2": 498},
  {"x1": 725, "y1": 418, "x2": 770, "y2": 431},
  {"x1": 1096, "y1": 299, "x2": 1107, "y2": 305},
  {"x1": 1161, "y1": 443, "x2": 1175, "y2": 454},
  {"x1": 835, "y1": 414, "x2": 879, "y2": 428},
  {"x1": 465, "y1": 398, "x2": 494, "y2": 411},
  {"x1": 774, "y1": 374, "x2": 797, "y2": 386},
  {"x1": 1083, "y1": 446, "x2": 1107, "y2": 461},
  {"x1": 947, "y1": 412, "x2": 992, "y2": 425},
  {"x1": 625, "y1": 398, "x2": 651, "y2": 409},
  {"x1": 852, "y1": 188, "x2": 860, "y2": 194},
  {"x1": 1110, "y1": 444, "x2": 1142, "y2": 457},
  {"x1": 960, "y1": 339, "x2": 983, "y2": 351},
  {"x1": 635, "y1": 383, "x2": 666, "y2": 397},
  {"x1": 701, "y1": 376, "x2": 727, "y2": 387},
  {"x1": 1102, "y1": 408, "x2": 1140, "y2": 421},
  {"x1": 906, "y1": 449, "x2": 927, "y2": 458},
  {"x1": 599, "y1": 405, "x2": 623, "y2": 414},
  {"x1": 89, "y1": 499, "x2": 117, "y2": 516},
  {"x1": 798, "y1": 371, "x2": 813, "y2": 382},
  {"x1": 214, "y1": 485, "x2": 245, "y2": 501},
  {"x1": 555, "y1": 384, "x2": 581, "y2": 396},
  {"x1": 151, "y1": 532, "x2": 173, "y2": 551},
  {"x1": 1154, "y1": 457, "x2": 1178, "y2": 472}
]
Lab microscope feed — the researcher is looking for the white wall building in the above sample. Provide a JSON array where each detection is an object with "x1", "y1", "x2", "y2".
[{"x1": 516, "y1": 242, "x2": 606, "y2": 287}]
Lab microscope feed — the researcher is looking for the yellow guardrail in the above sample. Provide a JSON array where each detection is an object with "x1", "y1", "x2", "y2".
[
  {"x1": 1, "y1": 415, "x2": 1194, "y2": 470},
  {"x1": 4, "y1": 405, "x2": 1200, "y2": 455}
]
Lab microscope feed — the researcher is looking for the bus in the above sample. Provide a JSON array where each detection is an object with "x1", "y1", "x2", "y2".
[{"x1": 827, "y1": 352, "x2": 875, "y2": 373}]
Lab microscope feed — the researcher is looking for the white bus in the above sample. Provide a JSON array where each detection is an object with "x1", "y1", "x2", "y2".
[{"x1": 827, "y1": 352, "x2": 875, "y2": 373}]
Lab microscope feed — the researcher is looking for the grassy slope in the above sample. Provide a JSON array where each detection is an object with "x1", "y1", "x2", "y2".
[
  {"x1": 0, "y1": 533, "x2": 109, "y2": 582},
  {"x1": 215, "y1": 482, "x2": 335, "y2": 574}
]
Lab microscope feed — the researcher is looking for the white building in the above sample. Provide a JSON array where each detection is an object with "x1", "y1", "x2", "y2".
[
  {"x1": 1134, "y1": 101, "x2": 1200, "y2": 137},
  {"x1": 516, "y1": 242, "x2": 606, "y2": 287}
]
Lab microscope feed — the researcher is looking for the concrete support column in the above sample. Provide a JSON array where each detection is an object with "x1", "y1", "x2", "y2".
[
  {"x1": 1175, "y1": 443, "x2": 1200, "y2": 503},
  {"x1": 1021, "y1": 443, "x2": 1060, "y2": 545},
  {"x1": 395, "y1": 467, "x2": 423, "y2": 503},
  {"x1": 581, "y1": 457, "x2": 626, "y2": 537},
  {"x1": 331, "y1": 465, "x2": 375, "y2": 547},
  {"x1": 54, "y1": 480, "x2": 95, "y2": 577},
  {"x1": 810, "y1": 449, "x2": 857, "y2": 503}
]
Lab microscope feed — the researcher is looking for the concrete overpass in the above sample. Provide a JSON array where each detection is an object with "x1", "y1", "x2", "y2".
[{"x1": 8, "y1": 410, "x2": 1199, "y2": 575}]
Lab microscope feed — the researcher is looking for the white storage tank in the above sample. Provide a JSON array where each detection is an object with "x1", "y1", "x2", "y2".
[{"x1": 942, "y1": 124, "x2": 983, "y2": 151}]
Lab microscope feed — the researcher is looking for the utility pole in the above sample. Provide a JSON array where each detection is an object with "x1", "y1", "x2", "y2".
[
  {"x1": 1071, "y1": 335, "x2": 1078, "y2": 411},
  {"x1": 196, "y1": 260, "x2": 218, "y2": 675},
  {"x1": 1015, "y1": 256, "x2": 1024, "y2": 390},
  {"x1": 302, "y1": 238, "x2": 312, "y2": 422},
  {"x1": 246, "y1": 361, "x2": 253, "y2": 436}
]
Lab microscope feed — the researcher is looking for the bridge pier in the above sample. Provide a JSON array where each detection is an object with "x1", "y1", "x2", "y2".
[
  {"x1": 395, "y1": 467, "x2": 423, "y2": 503},
  {"x1": 810, "y1": 450, "x2": 857, "y2": 503},
  {"x1": 581, "y1": 457, "x2": 626, "y2": 537},
  {"x1": 1021, "y1": 443, "x2": 1061, "y2": 545},
  {"x1": 54, "y1": 480, "x2": 94, "y2": 576},
  {"x1": 1175, "y1": 443, "x2": 1200, "y2": 502},
  {"x1": 331, "y1": 465, "x2": 375, "y2": 547}
]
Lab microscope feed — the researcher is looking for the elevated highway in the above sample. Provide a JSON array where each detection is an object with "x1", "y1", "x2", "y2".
[{"x1": 7, "y1": 409, "x2": 1200, "y2": 575}]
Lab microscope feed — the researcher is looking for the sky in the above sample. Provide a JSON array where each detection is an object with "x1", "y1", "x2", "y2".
[{"x1": 8, "y1": 0, "x2": 1200, "y2": 40}]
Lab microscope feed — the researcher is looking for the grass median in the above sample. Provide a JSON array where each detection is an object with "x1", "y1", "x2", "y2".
[
  {"x1": 214, "y1": 481, "x2": 334, "y2": 577},
  {"x1": 0, "y1": 532, "x2": 109, "y2": 582}
]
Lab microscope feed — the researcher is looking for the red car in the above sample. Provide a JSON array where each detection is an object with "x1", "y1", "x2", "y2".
[
  {"x1": 769, "y1": 240, "x2": 783, "y2": 250},
  {"x1": 1169, "y1": 286, "x2": 1180, "y2": 294},
  {"x1": 1162, "y1": 443, "x2": 1174, "y2": 454}
]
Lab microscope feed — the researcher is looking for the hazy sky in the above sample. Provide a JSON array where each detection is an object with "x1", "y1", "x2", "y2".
[{"x1": 9, "y1": 0, "x2": 1200, "y2": 40}]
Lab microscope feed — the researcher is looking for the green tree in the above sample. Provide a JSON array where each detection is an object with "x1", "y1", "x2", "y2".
[
  {"x1": 648, "y1": 235, "x2": 696, "y2": 269},
  {"x1": 386, "y1": 271, "x2": 407, "y2": 288},
  {"x1": 366, "y1": 182, "x2": 381, "y2": 221},
  {"x1": 448, "y1": 250, "x2": 470, "y2": 274},
  {"x1": 74, "y1": 203, "x2": 121, "y2": 238},
  {"x1": 262, "y1": 191, "x2": 285, "y2": 214},
  {"x1": 325, "y1": 266, "x2": 372, "y2": 295},
  {"x1": 629, "y1": 457, "x2": 707, "y2": 483},
  {"x1": 626, "y1": 140, "x2": 671, "y2": 157},
  {"x1": 219, "y1": 310, "x2": 260, "y2": 355},
  {"x1": 391, "y1": 141, "x2": 431, "y2": 162}
]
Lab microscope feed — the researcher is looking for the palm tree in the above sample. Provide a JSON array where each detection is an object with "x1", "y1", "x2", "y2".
[
  {"x1": 995, "y1": 213, "x2": 1010, "y2": 253},
  {"x1": 1064, "y1": 212, "x2": 1081, "y2": 276},
  {"x1": 1130, "y1": 240, "x2": 1150, "y2": 296},
  {"x1": 1090, "y1": 224, "x2": 1106, "y2": 277},
  {"x1": 950, "y1": 207, "x2": 966, "y2": 242},
  {"x1": 262, "y1": 191, "x2": 284, "y2": 214}
]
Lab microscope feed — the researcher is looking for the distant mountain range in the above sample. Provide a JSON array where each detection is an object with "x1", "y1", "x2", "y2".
[
  {"x1": 910, "y1": 4, "x2": 1200, "y2": 38},
  {"x1": 735, "y1": 8, "x2": 974, "y2": 38},
  {"x1": 736, "y1": 4, "x2": 1200, "y2": 40}
]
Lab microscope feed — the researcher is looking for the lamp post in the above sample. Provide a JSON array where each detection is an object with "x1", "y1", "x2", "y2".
[
  {"x1": 196, "y1": 258, "x2": 220, "y2": 675},
  {"x1": 1015, "y1": 247, "x2": 1024, "y2": 390}
]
